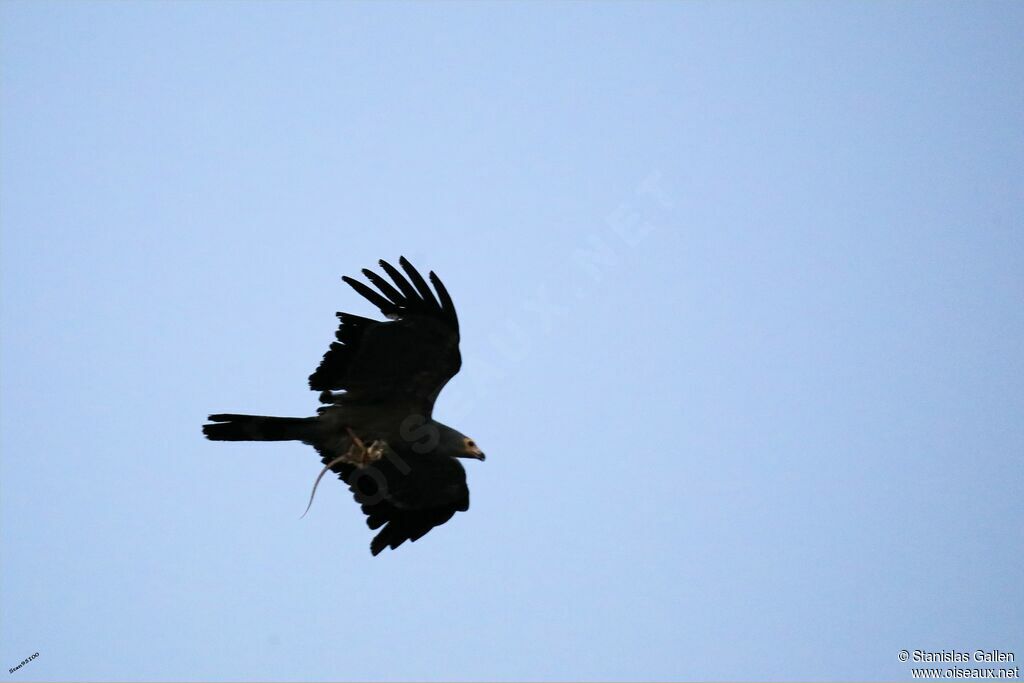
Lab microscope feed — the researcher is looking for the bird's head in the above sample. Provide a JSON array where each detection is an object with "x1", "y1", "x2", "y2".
[
  {"x1": 437, "y1": 426, "x2": 485, "y2": 461},
  {"x1": 459, "y1": 435, "x2": 486, "y2": 461}
]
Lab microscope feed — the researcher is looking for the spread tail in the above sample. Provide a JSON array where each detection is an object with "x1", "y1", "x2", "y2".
[{"x1": 202, "y1": 414, "x2": 318, "y2": 442}]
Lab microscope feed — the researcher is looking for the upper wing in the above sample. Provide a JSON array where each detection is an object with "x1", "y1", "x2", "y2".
[{"x1": 309, "y1": 257, "x2": 460, "y2": 416}]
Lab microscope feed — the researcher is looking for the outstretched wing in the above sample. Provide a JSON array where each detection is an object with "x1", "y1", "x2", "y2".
[
  {"x1": 355, "y1": 452, "x2": 469, "y2": 556},
  {"x1": 315, "y1": 444, "x2": 469, "y2": 556},
  {"x1": 309, "y1": 257, "x2": 460, "y2": 416}
]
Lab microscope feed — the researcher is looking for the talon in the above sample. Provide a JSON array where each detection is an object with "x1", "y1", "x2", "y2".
[{"x1": 346, "y1": 427, "x2": 378, "y2": 466}]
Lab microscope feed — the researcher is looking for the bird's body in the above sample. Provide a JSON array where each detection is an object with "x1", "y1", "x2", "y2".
[{"x1": 203, "y1": 257, "x2": 484, "y2": 555}]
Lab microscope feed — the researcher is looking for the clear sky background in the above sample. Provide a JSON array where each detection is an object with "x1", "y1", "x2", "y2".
[{"x1": 2, "y1": 2, "x2": 1022, "y2": 681}]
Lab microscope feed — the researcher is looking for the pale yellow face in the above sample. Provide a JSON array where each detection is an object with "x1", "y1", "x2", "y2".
[{"x1": 462, "y1": 436, "x2": 485, "y2": 460}]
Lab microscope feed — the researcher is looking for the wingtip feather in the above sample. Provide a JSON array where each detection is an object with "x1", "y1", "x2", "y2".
[{"x1": 398, "y1": 256, "x2": 440, "y2": 309}]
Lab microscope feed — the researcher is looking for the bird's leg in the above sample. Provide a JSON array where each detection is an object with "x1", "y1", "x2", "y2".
[
  {"x1": 345, "y1": 426, "x2": 365, "y2": 454},
  {"x1": 344, "y1": 427, "x2": 387, "y2": 466},
  {"x1": 345, "y1": 426, "x2": 368, "y2": 465}
]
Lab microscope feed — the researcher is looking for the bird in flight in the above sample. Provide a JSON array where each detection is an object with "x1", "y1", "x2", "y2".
[{"x1": 202, "y1": 257, "x2": 484, "y2": 555}]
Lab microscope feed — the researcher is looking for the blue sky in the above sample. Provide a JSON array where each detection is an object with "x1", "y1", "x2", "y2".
[{"x1": 1, "y1": 2, "x2": 1022, "y2": 681}]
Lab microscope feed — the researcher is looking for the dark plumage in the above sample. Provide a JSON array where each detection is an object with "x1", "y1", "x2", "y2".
[{"x1": 203, "y1": 257, "x2": 484, "y2": 555}]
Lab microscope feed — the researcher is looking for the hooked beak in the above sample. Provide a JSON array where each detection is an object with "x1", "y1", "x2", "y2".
[{"x1": 461, "y1": 437, "x2": 485, "y2": 461}]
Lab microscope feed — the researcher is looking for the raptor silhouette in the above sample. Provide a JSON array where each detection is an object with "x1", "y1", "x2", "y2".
[{"x1": 203, "y1": 257, "x2": 483, "y2": 555}]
